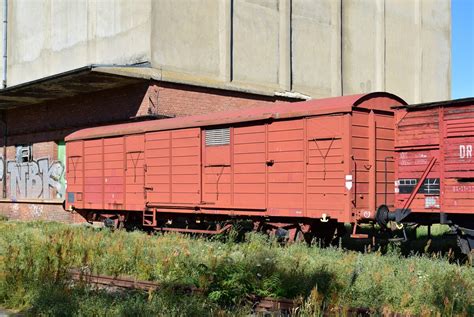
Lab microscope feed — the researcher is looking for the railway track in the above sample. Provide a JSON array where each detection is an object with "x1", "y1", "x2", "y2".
[
  {"x1": 69, "y1": 269, "x2": 301, "y2": 314},
  {"x1": 69, "y1": 269, "x2": 297, "y2": 313},
  {"x1": 68, "y1": 269, "x2": 410, "y2": 316},
  {"x1": 69, "y1": 269, "x2": 200, "y2": 294}
]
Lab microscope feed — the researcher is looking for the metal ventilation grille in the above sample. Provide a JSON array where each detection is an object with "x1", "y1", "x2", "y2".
[{"x1": 205, "y1": 128, "x2": 230, "y2": 146}]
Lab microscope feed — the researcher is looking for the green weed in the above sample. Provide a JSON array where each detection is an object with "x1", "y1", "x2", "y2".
[{"x1": 0, "y1": 221, "x2": 472, "y2": 316}]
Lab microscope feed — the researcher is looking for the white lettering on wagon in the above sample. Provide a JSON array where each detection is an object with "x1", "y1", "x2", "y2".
[
  {"x1": 452, "y1": 185, "x2": 474, "y2": 193},
  {"x1": 399, "y1": 152, "x2": 429, "y2": 166},
  {"x1": 459, "y1": 145, "x2": 472, "y2": 159}
]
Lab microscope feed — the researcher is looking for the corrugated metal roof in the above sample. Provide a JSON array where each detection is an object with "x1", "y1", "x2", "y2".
[{"x1": 66, "y1": 92, "x2": 406, "y2": 141}]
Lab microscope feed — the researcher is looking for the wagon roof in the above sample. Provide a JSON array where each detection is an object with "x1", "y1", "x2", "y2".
[
  {"x1": 393, "y1": 97, "x2": 474, "y2": 110},
  {"x1": 66, "y1": 91, "x2": 405, "y2": 141}
]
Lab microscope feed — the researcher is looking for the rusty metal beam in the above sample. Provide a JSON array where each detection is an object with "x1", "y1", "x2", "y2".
[{"x1": 154, "y1": 224, "x2": 233, "y2": 235}]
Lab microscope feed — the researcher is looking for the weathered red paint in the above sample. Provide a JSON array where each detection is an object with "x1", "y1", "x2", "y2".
[
  {"x1": 394, "y1": 98, "x2": 474, "y2": 215},
  {"x1": 65, "y1": 92, "x2": 406, "y2": 226}
]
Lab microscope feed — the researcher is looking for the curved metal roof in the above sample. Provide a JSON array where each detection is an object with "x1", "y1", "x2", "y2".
[{"x1": 66, "y1": 91, "x2": 406, "y2": 141}]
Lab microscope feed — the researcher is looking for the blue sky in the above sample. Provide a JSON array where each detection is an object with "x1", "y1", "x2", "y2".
[{"x1": 452, "y1": 0, "x2": 474, "y2": 98}]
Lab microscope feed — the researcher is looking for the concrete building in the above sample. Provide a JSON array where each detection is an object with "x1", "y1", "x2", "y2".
[
  {"x1": 0, "y1": 0, "x2": 451, "y2": 221},
  {"x1": 2, "y1": 0, "x2": 450, "y2": 102}
]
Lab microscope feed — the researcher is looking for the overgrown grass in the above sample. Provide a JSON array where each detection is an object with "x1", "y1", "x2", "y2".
[{"x1": 0, "y1": 221, "x2": 473, "y2": 316}]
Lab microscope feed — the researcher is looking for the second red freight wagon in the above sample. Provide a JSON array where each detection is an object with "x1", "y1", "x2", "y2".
[
  {"x1": 386, "y1": 98, "x2": 474, "y2": 254},
  {"x1": 65, "y1": 92, "x2": 406, "y2": 241}
]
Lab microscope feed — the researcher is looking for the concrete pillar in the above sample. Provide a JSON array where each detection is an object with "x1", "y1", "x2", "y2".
[
  {"x1": 332, "y1": 0, "x2": 342, "y2": 96},
  {"x1": 87, "y1": 0, "x2": 97, "y2": 64},
  {"x1": 414, "y1": 0, "x2": 422, "y2": 103},
  {"x1": 375, "y1": 0, "x2": 385, "y2": 91},
  {"x1": 219, "y1": 0, "x2": 233, "y2": 82},
  {"x1": 278, "y1": 0, "x2": 291, "y2": 91}
]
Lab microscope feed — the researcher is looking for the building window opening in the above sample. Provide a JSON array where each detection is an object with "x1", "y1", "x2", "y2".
[{"x1": 16, "y1": 144, "x2": 32, "y2": 163}]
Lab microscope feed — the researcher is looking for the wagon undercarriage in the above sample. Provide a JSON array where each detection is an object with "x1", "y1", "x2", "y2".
[{"x1": 76, "y1": 208, "x2": 349, "y2": 245}]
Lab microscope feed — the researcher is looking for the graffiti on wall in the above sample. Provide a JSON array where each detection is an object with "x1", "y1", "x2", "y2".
[
  {"x1": 0, "y1": 158, "x2": 65, "y2": 200},
  {"x1": 29, "y1": 204, "x2": 44, "y2": 218}
]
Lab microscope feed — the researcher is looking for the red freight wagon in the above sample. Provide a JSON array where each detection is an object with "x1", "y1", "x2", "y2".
[
  {"x1": 390, "y1": 98, "x2": 474, "y2": 254},
  {"x1": 65, "y1": 92, "x2": 405, "y2": 241}
]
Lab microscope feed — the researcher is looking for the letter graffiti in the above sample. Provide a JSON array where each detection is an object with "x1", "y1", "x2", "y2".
[{"x1": 0, "y1": 157, "x2": 65, "y2": 200}]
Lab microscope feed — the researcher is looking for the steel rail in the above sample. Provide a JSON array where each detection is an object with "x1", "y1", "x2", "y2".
[{"x1": 68, "y1": 269, "x2": 410, "y2": 315}]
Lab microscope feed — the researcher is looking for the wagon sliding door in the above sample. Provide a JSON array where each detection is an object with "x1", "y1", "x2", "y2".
[
  {"x1": 66, "y1": 141, "x2": 84, "y2": 209},
  {"x1": 103, "y1": 137, "x2": 125, "y2": 210},
  {"x1": 169, "y1": 129, "x2": 201, "y2": 204},
  {"x1": 306, "y1": 116, "x2": 345, "y2": 219},
  {"x1": 233, "y1": 125, "x2": 266, "y2": 209},
  {"x1": 144, "y1": 129, "x2": 201, "y2": 205},
  {"x1": 202, "y1": 127, "x2": 232, "y2": 205},
  {"x1": 125, "y1": 135, "x2": 145, "y2": 211},
  {"x1": 266, "y1": 120, "x2": 305, "y2": 216}
]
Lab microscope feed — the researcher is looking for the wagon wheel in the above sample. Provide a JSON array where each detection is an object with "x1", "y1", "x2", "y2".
[
  {"x1": 333, "y1": 223, "x2": 347, "y2": 244},
  {"x1": 102, "y1": 215, "x2": 125, "y2": 231},
  {"x1": 311, "y1": 222, "x2": 346, "y2": 247},
  {"x1": 314, "y1": 232, "x2": 333, "y2": 247},
  {"x1": 462, "y1": 248, "x2": 474, "y2": 267},
  {"x1": 117, "y1": 218, "x2": 125, "y2": 230},
  {"x1": 294, "y1": 230, "x2": 314, "y2": 245},
  {"x1": 457, "y1": 233, "x2": 474, "y2": 266}
]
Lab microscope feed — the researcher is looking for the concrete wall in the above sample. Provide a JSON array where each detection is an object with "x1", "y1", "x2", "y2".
[
  {"x1": 5, "y1": 0, "x2": 151, "y2": 86},
  {"x1": 1, "y1": 0, "x2": 451, "y2": 103},
  {"x1": 291, "y1": 0, "x2": 341, "y2": 98}
]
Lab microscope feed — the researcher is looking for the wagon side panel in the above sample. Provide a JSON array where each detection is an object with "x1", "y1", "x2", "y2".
[
  {"x1": 396, "y1": 108, "x2": 440, "y2": 148},
  {"x1": 375, "y1": 113, "x2": 396, "y2": 210},
  {"x1": 351, "y1": 111, "x2": 370, "y2": 211},
  {"x1": 442, "y1": 105, "x2": 474, "y2": 214},
  {"x1": 352, "y1": 110, "x2": 396, "y2": 220},
  {"x1": 233, "y1": 124, "x2": 266, "y2": 209},
  {"x1": 395, "y1": 108, "x2": 441, "y2": 213},
  {"x1": 306, "y1": 115, "x2": 346, "y2": 220},
  {"x1": 266, "y1": 119, "x2": 305, "y2": 216},
  {"x1": 124, "y1": 134, "x2": 145, "y2": 211},
  {"x1": 103, "y1": 137, "x2": 125, "y2": 210},
  {"x1": 144, "y1": 131, "x2": 172, "y2": 204},
  {"x1": 202, "y1": 127, "x2": 232, "y2": 206},
  {"x1": 83, "y1": 139, "x2": 105, "y2": 210},
  {"x1": 66, "y1": 140, "x2": 84, "y2": 210},
  {"x1": 171, "y1": 128, "x2": 201, "y2": 204}
]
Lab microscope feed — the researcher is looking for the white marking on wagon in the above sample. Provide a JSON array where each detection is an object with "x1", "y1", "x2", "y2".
[
  {"x1": 459, "y1": 144, "x2": 472, "y2": 159},
  {"x1": 345, "y1": 174, "x2": 353, "y2": 190}
]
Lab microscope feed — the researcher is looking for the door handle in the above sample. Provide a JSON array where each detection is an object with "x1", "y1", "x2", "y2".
[{"x1": 266, "y1": 160, "x2": 274, "y2": 166}]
